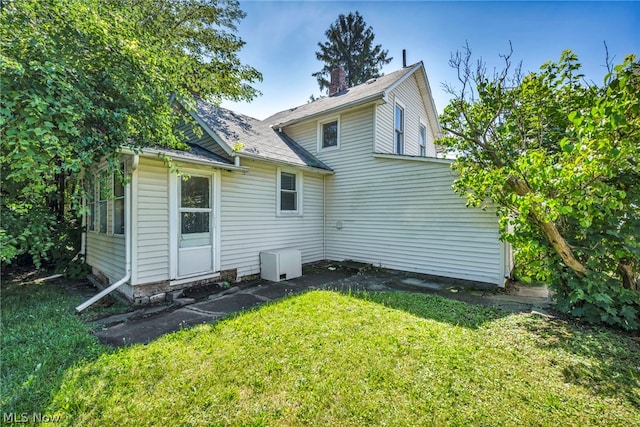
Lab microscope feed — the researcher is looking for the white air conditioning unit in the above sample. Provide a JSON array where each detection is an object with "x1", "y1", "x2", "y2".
[{"x1": 260, "y1": 248, "x2": 302, "y2": 282}]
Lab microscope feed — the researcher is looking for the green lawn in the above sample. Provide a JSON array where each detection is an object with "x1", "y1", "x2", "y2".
[
  {"x1": 0, "y1": 276, "x2": 108, "y2": 417},
  {"x1": 2, "y1": 279, "x2": 639, "y2": 426}
]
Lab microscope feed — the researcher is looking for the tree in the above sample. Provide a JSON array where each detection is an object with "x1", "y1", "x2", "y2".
[
  {"x1": 313, "y1": 11, "x2": 392, "y2": 93},
  {"x1": 0, "y1": 0, "x2": 261, "y2": 268},
  {"x1": 439, "y1": 45, "x2": 640, "y2": 330}
]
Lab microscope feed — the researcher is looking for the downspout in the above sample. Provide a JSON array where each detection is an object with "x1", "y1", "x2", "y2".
[
  {"x1": 76, "y1": 154, "x2": 139, "y2": 313},
  {"x1": 323, "y1": 176, "x2": 326, "y2": 260}
]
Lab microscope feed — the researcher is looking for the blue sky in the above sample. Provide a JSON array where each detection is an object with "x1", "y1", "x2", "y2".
[{"x1": 221, "y1": 1, "x2": 639, "y2": 120}]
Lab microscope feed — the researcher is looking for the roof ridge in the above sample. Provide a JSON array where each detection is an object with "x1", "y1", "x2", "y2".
[{"x1": 264, "y1": 63, "x2": 421, "y2": 127}]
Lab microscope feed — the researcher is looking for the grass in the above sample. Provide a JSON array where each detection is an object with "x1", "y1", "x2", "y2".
[
  {"x1": 1, "y1": 276, "x2": 109, "y2": 416},
  {"x1": 2, "y1": 274, "x2": 639, "y2": 426},
  {"x1": 43, "y1": 290, "x2": 640, "y2": 426}
]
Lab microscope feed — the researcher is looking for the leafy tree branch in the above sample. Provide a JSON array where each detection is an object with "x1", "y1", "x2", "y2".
[{"x1": 440, "y1": 44, "x2": 639, "y2": 329}]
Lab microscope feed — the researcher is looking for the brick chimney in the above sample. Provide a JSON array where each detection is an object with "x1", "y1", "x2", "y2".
[{"x1": 328, "y1": 67, "x2": 347, "y2": 96}]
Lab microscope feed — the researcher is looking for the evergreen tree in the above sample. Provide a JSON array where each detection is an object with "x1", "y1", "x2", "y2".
[{"x1": 313, "y1": 11, "x2": 392, "y2": 93}]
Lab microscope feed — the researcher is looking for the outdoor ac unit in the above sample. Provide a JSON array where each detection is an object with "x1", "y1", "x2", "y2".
[{"x1": 260, "y1": 248, "x2": 302, "y2": 282}]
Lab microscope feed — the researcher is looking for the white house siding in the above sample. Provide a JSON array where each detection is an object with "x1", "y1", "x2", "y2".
[
  {"x1": 103, "y1": 154, "x2": 323, "y2": 290},
  {"x1": 86, "y1": 233, "x2": 126, "y2": 284},
  {"x1": 327, "y1": 156, "x2": 503, "y2": 284},
  {"x1": 219, "y1": 160, "x2": 325, "y2": 278},
  {"x1": 86, "y1": 161, "x2": 127, "y2": 286},
  {"x1": 285, "y1": 105, "x2": 504, "y2": 285},
  {"x1": 376, "y1": 73, "x2": 437, "y2": 157},
  {"x1": 134, "y1": 157, "x2": 170, "y2": 284}
]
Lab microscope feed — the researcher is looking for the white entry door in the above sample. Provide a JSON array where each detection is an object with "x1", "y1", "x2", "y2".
[{"x1": 178, "y1": 174, "x2": 214, "y2": 278}]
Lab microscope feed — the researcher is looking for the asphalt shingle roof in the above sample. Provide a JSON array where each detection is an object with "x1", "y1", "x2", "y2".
[
  {"x1": 195, "y1": 99, "x2": 332, "y2": 171},
  {"x1": 153, "y1": 143, "x2": 233, "y2": 166},
  {"x1": 265, "y1": 64, "x2": 418, "y2": 127},
  {"x1": 190, "y1": 64, "x2": 423, "y2": 171}
]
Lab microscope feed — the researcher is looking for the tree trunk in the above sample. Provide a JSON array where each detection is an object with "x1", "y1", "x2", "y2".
[
  {"x1": 618, "y1": 258, "x2": 638, "y2": 290},
  {"x1": 537, "y1": 220, "x2": 588, "y2": 277},
  {"x1": 506, "y1": 175, "x2": 588, "y2": 278}
]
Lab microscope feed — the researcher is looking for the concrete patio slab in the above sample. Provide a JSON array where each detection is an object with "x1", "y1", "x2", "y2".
[
  {"x1": 249, "y1": 284, "x2": 300, "y2": 300},
  {"x1": 94, "y1": 307, "x2": 214, "y2": 346},
  {"x1": 89, "y1": 262, "x2": 555, "y2": 348},
  {"x1": 191, "y1": 292, "x2": 264, "y2": 313}
]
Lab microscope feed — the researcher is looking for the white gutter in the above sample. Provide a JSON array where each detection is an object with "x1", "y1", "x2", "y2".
[
  {"x1": 76, "y1": 154, "x2": 139, "y2": 313},
  {"x1": 121, "y1": 147, "x2": 248, "y2": 172},
  {"x1": 236, "y1": 152, "x2": 334, "y2": 175},
  {"x1": 372, "y1": 152, "x2": 454, "y2": 165}
]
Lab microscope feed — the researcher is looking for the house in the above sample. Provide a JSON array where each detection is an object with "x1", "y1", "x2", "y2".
[{"x1": 79, "y1": 62, "x2": 511, "y2": 308}]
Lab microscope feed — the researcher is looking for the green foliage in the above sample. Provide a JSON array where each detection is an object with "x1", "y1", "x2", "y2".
[
  {"x1": 440, "y1": 46, "x2": 640, "y2": 329},
  {"x1": 557, "y1": 272, "x2": 639, "y2": 330},
  {"x1": 0, "y1": 207, "x2": 56, "y2": 268},
  {"x1": 65, "y1": 258, "x2": 92, "y2": 280},
  {"x1": 0, "y1": 0, "x2": 261, "y2": 268},
  {"x1": 313, "y1": 11, "x2": 392, "y2": 92}
]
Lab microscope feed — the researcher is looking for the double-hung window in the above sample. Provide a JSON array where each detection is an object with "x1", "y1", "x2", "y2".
[
  {"x1": 318, "y1": 117, "x2": 340, "y2": 151},
  {"x1": 277, "y1": 168, "x2": 302, "y2": 215},
  {"x1": 419, "y1": 122, "x2": 427, "y2": 157},
  {"x1": 394, "y1": 102, "x2": 405, "y2": 154},
  {"x1": 113, "y1": 166, "x2": 125, "y2": 235},
  {"x1": 98, "y1": 170, "x2": 109, "y2": 233},
  {"x1": 89, "y1": 164, "x2": 126, "y2": 235}
]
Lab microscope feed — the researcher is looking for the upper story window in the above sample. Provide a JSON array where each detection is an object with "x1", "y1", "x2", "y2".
[
  {"x1": 394, "y1": 102, "x2": 405, "y2": 154},
  {"x1": 318, "y1": 116, "x2": 340, "y2": 151},
  {"x1": 419, "y1": 121, "x2": 427, "y2": 157},
  {"x1": 277, "y1": 168, "x2": 303, "y2": 216}
]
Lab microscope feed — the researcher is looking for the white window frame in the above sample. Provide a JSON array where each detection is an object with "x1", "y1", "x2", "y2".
[
  {"x1": 317, "y1": 116, "x2": 340, "y2": 152},
  {"x1": 419, "y1": 118, "x2": 428, "y2": 157},
  {"x1": 97, "y1": 169, "x2": 109, "y2": 234},
  {"x1": 112, "y1": 164, "x2": 125, "y2": 236},
  {"x1": 394, "y1": 99, "x2": 405, "y2": 155},
  {"x1": 86, "y1": 172, "x2": 96, "y2": 232},
  {"x1": 276, "y1": 167, "x2": 303, "y2": 216}
]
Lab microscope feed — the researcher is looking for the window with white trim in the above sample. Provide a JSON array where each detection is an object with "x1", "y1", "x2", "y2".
[
  {"x1": 277, "y1": 168, "x2": 302, "y2": 215},
  {"x1": 113, "y1": 165, "x2": 125, "y2": 235},
  {"x1": 98, "y1": 170, "x2": 108, "y2": 233},
  {"x1": 86, "y1": 173, "x2": 96, "y2": 232},
  {"x1": 419, "y1": 122, "x2": 427, "y2": 157},
  {"x1": 394, "y1": 102, "x2": 405, "y2": 154},
  {"x1": 87, "y1": 165, "x2": 126, "y2": 235},
  {"x1": 318, "y1": 117, "x2": 340, "y2": 151}
]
